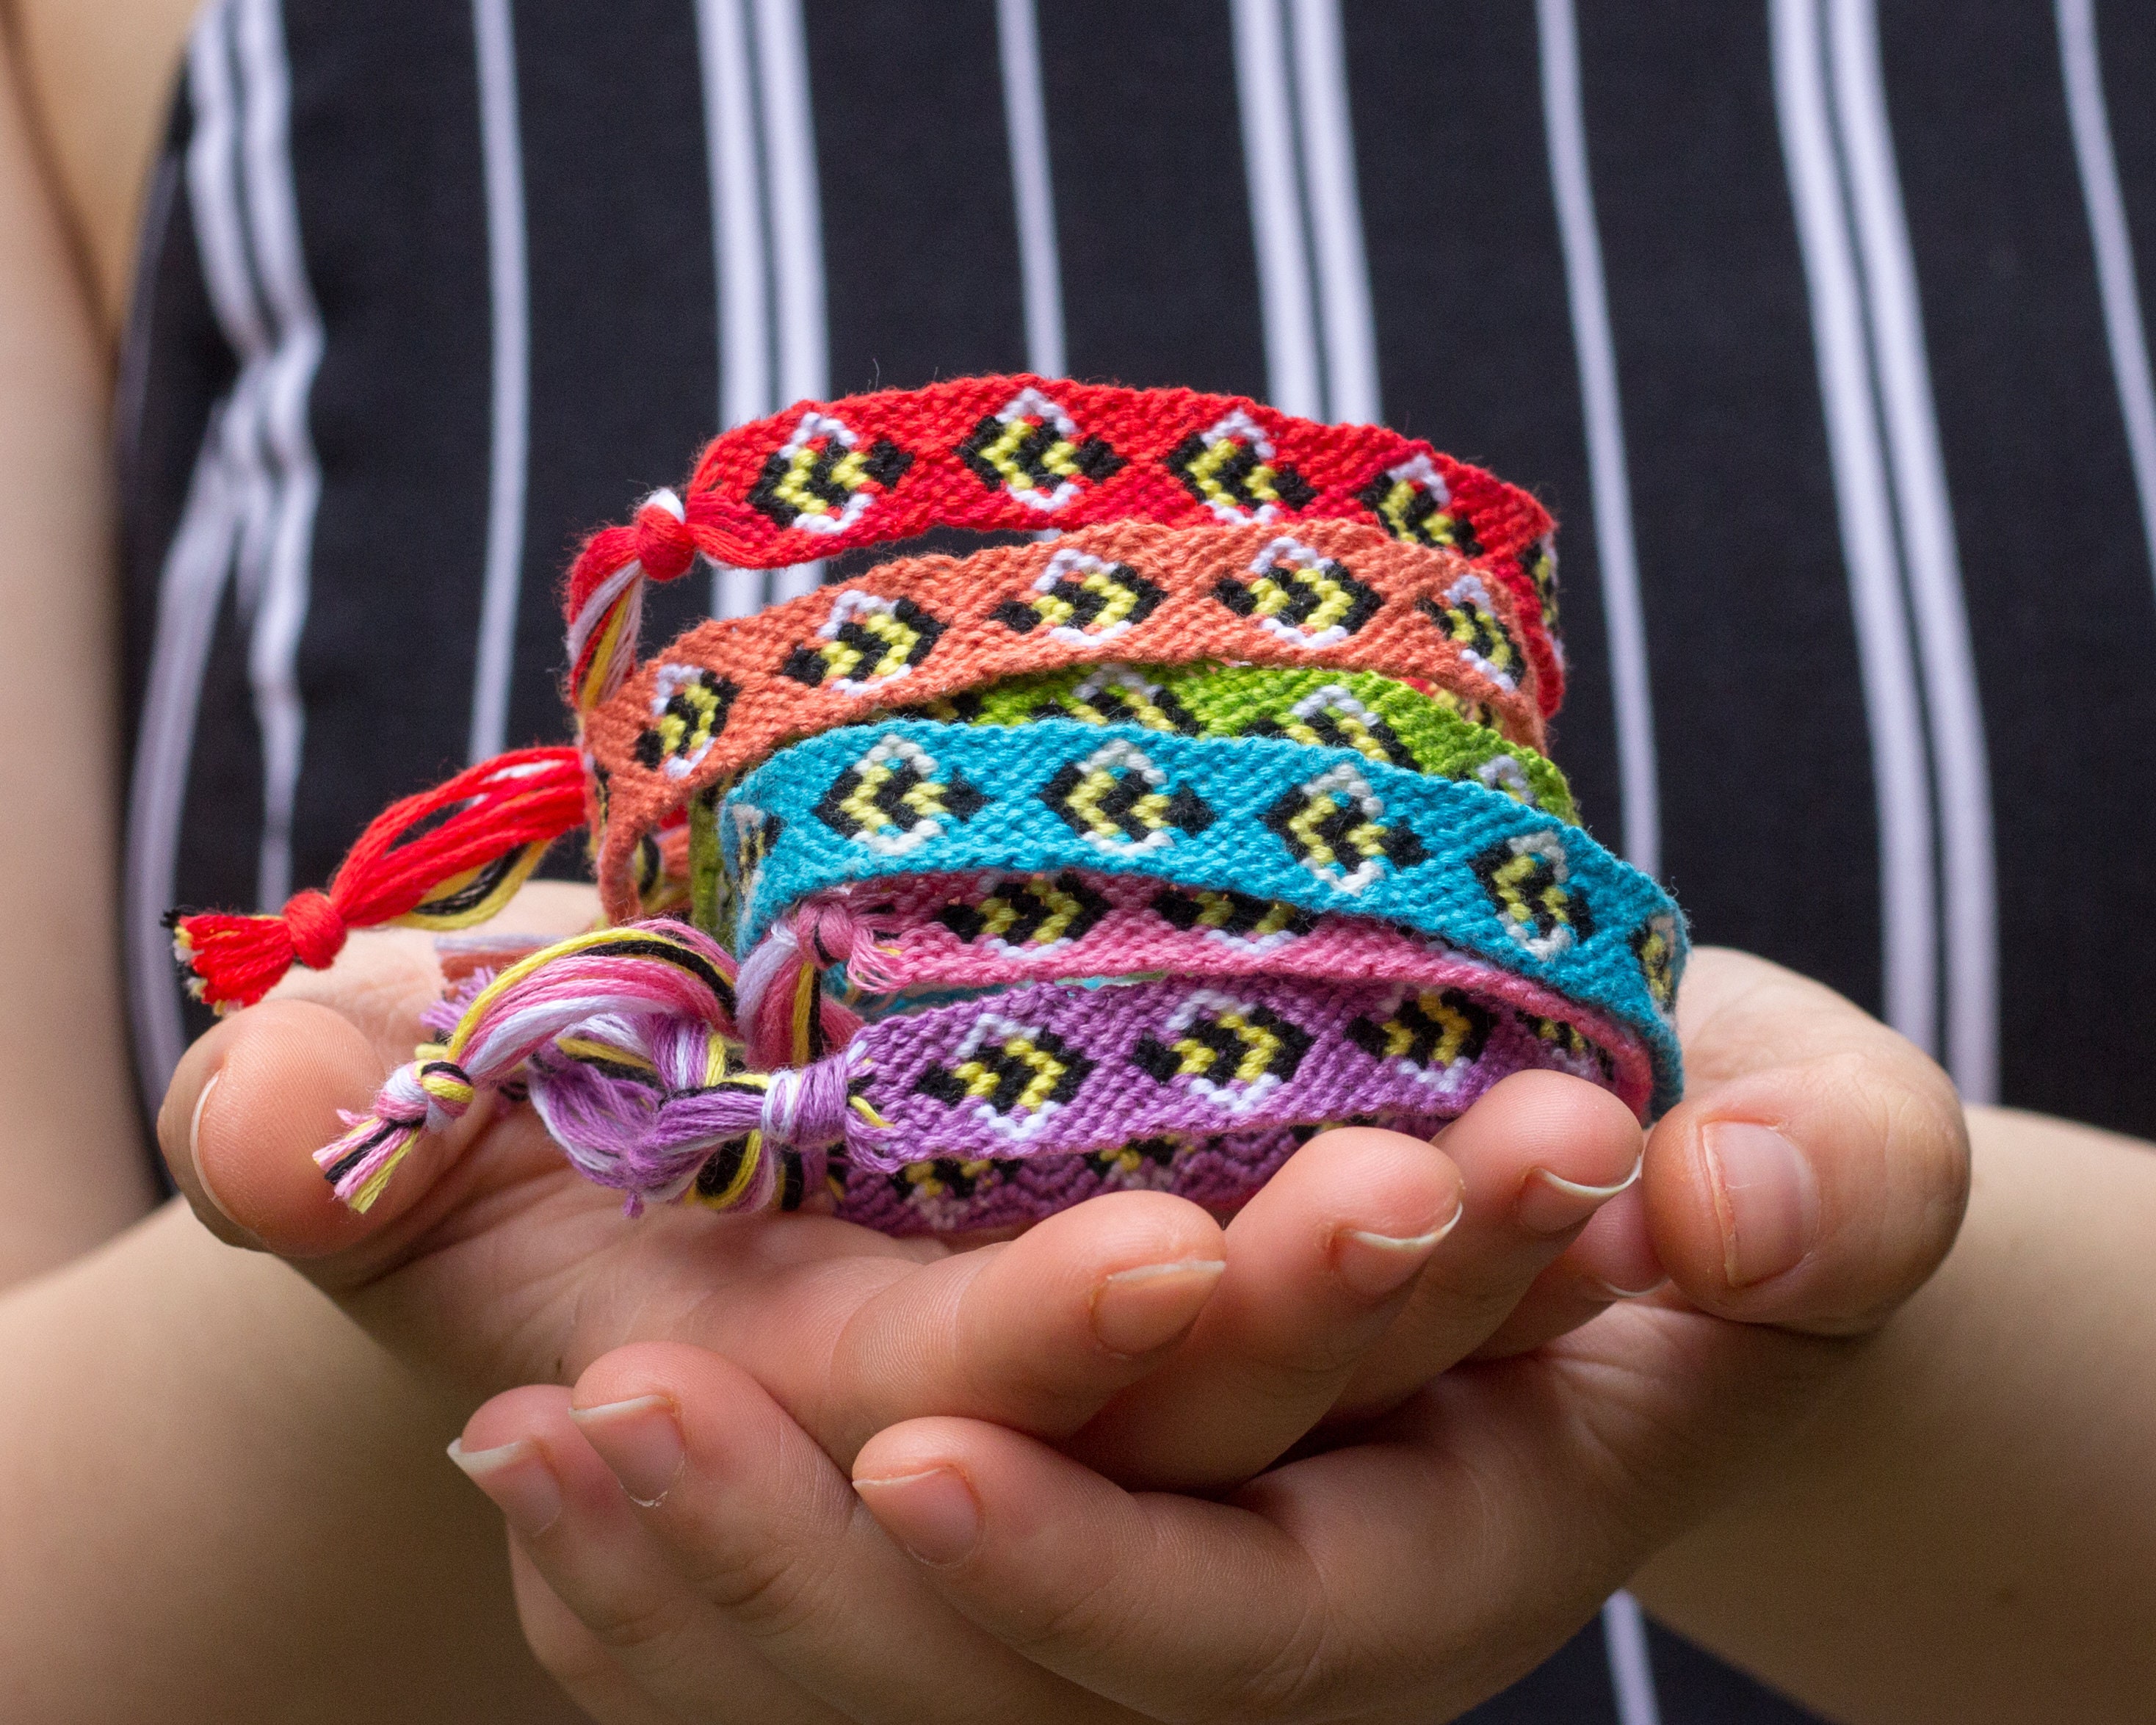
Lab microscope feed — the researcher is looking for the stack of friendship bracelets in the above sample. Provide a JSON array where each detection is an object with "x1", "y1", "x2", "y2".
[{"x1": 172, "y1": 377, "x2": 1687, "y2": 1235}]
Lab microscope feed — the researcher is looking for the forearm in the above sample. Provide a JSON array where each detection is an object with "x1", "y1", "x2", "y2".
[
  {"x1": 1634, "y1": 1103, "x2": 2156, "y2": 1722},
  {"x1": 0, "y1": 1201, "x2": 580, "y2": 1724},
  {"x1": 0, "y1": 18, "x2": 155, "y2": 1282}
]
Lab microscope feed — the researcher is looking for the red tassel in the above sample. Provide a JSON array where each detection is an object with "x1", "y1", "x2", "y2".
[{"x1": 170, "y1": 747, "x2": 589, "y2": 1011}]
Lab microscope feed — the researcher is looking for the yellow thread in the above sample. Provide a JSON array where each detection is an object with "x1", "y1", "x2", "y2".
[{"x1": 791, "y1": 961, "x2": 819, "y2": 1063}]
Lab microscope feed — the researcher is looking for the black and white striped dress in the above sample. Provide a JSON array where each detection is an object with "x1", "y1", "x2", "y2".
[{"x1": 117, "y1": 3, "x2": 2156, "y2": 1718}]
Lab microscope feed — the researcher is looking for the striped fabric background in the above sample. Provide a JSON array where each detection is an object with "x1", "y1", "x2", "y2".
[{"x1": 115, "y1": 3, "x2": 2156, "y2": 1717}]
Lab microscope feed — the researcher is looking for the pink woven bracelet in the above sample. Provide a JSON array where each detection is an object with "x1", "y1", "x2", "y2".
[{"x1": 738, "y1": 869, "x2": 1652, "y2": 1119}]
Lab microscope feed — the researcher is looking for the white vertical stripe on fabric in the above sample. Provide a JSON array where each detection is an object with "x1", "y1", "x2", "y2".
[
  {"x1": 755, "y1": 0, "x2": 829, "y2": 601},
  {"x1": 234, "y1": 0, "x2": 325, "y2": 913},
  {"x1": 469, "y1": 0, "x2": 531, "y2": 764},
  {"x1": 2060, "y1": 0, "x2": 2156, "y2": 610},
  {"x1": 127, "y1": 449, "x2": 243, "y2": 1104},
  {"x1": 1287, "y1": 0, "x2": 1378, "y2": 424},
  {"x1": 128, "y1": 0, "x2": 258, "y2": 1099},
  {"x1": 1538, "y1": 0, "x2": 1661, "y2": 881},
  {"x1": 182, "y1": 11, "x2": 266, "y2": 361},
  {"x1": 1599, "y1": 1589, "x2": 1664, "y2": 1725},
  {"x1": 698, "y1": 0, "x2": 774, "y2": 618},
  {"x1": 1773, "y1": 0, "x2": 1939, "y2": 1054},
  {"x1": 754, "y1": 0, "x2": 827, "y2": 407},
  {"x1": 1231, "y1": 0, "x2": 1323, "y2": 419},
  {"x1": 997, "y1": 0, "x2": 1066, "y2": 379},
  {"x1": 1829, "y1": 0, "x2": 1997, "y2": 1102},
  {"x1": 184, "y1": 7, "x2": 274, "y2": 624}
]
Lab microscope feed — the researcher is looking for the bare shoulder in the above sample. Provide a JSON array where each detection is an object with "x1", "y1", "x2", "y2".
[{"x1": 5, "y1": 0, "x2": 203, "y2": 340}]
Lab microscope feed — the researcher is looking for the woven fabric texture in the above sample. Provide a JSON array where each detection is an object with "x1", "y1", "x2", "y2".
[
  {"x1": 812, "y1": 1118, "x2": 1450, "y2": 1237},
  {"x1": 889, "y1": 661, "x2": 1575, "y2": 820},
  {"x1": 586, "y1": 519, "x2": 1546, "y2": 918},
  {"x1": 561, "y1": 375, "x2": 1563, "y2": 716},
  {"x1": 719, "y1": 719, "x2": 1686, "y2": 1113},
  {"x1": 806, "y1": 971, "x2": 1589, "y2": 1167},
  {"x1": 747, "y1": 869, "x2": 1650, "y2": 1115}
]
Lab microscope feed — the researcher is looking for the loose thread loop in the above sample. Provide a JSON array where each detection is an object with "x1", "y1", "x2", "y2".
[{"x1": 732, "y1": 911, "x2": 868, "y2": 1067}]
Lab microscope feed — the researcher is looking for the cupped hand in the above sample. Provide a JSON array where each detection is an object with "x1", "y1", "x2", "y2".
[
  {"x1": 452, "y1": 946, "x2": 1968, "y2": 1723},
  {"x1": 157, "y1": 885, "x2": 1648, "y2": 1492}
]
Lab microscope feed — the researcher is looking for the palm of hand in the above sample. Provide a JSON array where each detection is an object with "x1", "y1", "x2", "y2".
[{"x1": 161, "y1": 887, "x2": 1668, "y2": 1490}]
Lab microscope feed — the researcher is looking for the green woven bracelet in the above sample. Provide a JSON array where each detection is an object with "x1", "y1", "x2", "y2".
[{"x1": 889, "y1": 661, "x2": 1575, "y2": 822}]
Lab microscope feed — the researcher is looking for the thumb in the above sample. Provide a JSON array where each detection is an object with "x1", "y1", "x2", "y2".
[
  {"x1": 1646, "y1": 950, "x2": 1971, "y2": 1334},
  {"x1": 156, "y1": 997, "x2": 496, "y2": 1264}
]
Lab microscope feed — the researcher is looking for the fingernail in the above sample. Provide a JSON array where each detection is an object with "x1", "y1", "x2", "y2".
[
  {"x1": 1703, "y1": 1121, "x2": 1820, "y2": 1288},
  {"x1": 1588, "y1": 1273, "x2": 1671, "y2": 1301},
  {"x1": 1516, "y1": 1154, "x2": 1641, "y2": 1235},
  {"x1": 188, "y1": 1071, "x2": 258, "y2": 1240},
  {"x1": 853, "y1": 1467, "x2": 981, "y2": 1566},
  {"x1": 569, "y1": 1395, "x2": 684, "y2": 1507},
  {"x1": 1333, "y1": 1204, "x2": 1463, "y2": 1299},
  {"x1": 1088, "y1": 1257, "x2": 1226, "y2": 1356},
  {"x1": 447, "y1": 1437, "x2": 562, "y2": 1538}
]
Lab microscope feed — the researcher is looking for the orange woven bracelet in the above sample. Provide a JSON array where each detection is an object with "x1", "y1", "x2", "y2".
[
  {"x1": 562, "y1": 376, "x2": 1563, "y2": 718},
  {"x1": 585, "y1": 519, "x2": 1543, "y2": 921}
]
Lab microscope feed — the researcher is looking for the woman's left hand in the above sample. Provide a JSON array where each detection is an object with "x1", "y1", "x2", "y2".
[{"x1": 452, "y1": 947, "x2": 1969, "y2": 1723}]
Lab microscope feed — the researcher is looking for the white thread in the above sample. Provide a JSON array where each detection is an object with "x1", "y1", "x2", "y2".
[
  {"x1": 734, "y1": 918, "x2": 800, "y2": 1028},
  {"x1": 759, "y1": 1065, "x2": 806, "y2": 1141}
]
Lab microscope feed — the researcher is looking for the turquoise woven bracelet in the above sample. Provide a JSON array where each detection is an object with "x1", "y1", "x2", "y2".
[{"x1": 717, "y1": 719, "x2": 1686, "y2": 1113}]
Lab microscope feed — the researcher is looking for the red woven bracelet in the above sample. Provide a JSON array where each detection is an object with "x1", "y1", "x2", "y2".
[{"x1": 562, "y1": 376, "x2": 1562, "y2": 717}]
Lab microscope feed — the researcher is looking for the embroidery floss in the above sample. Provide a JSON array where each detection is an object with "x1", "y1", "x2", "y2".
[{"x1": 165, "y1": 375, "x2": 1690, "y2": 1235}]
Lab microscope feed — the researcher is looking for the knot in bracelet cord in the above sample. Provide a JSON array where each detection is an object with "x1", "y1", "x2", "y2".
[
  {"x1": 734, "y1": 905, "x2": 887, "y2": 1063},
  {"x1": 528, "y1": 1020, "x2": 880, "y2": 1216},
  {"x1": 565, "y1": 488, "x2": 691, "y2": 713},
  {"x1": 632, "y1": 488, "x2": 697, "y2": 582},
  {"x1": 280, "y1": 889, "x2": 348, "y2": 972},
  {"x1": 168, "y1": 746, "x2": 587, "y2": 1010},
  {"x1": 315, "y1": 922, "x2": 744, "y2": 1212}
]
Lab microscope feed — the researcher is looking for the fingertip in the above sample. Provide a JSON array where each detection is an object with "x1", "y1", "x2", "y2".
[
  {"x1": 1017, "y1": 1189, "x2": 1230, "y2": 1286},
  {"x1": 1646, "y1": 1048, "x2": 1970, "y2": 1332},
  {"x1": 1438, "y1": 1069, "x2": 1645, "y2": 1216},
  {"x1": 462, "y1": 1382, "x2": 577, "y2": 1453},
  {"x1": 1278, "y1": 1124, "x2": 1467, "y2": 1247},
  {"x1": 1566, "y1": 1180, "x2": 1667, "y2": 1300},
  {"x1": 574, "y1": 1340, "x2": 763, "y2": 1422},
  {"x1": 185, "y1": 1001, "x2": 394, "y2": 1256}
]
